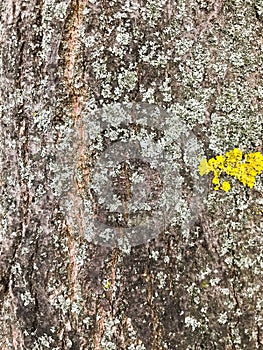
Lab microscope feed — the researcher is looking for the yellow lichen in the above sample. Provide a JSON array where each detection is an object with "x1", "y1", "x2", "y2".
[
  {"x1": 103, "y1": 280, "x2": 111, "y2": 290},
  {"x1": 199, "y1": 148, "x2": 263, "y2": 192},
  {"x1": 221, "y1": 181, "x2": 231, "y2": 192}
]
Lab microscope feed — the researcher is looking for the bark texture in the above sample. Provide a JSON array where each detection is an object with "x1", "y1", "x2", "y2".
[{"x1": 1, "y1": 0, "x2": 263, "y2": 349}]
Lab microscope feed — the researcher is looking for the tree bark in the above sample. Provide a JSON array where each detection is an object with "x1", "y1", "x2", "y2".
[{"x1": 1, "y1": 0, "x2": 263, "y2": 349}]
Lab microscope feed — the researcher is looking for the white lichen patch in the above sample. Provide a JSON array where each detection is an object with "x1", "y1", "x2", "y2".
[
  {"x1": 185, "y1": 315, "x2": 202, "y2": 331},
  {"x1": 156, "y1": 271, "x2": 167, "y2": 289}
]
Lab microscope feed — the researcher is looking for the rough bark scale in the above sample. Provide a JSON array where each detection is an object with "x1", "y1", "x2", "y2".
[{"x1": 1, "y1": 0, "x2": 263, "y2": 349}]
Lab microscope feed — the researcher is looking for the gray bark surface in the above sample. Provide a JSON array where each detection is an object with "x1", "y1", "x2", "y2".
[{"x1": 1, "y1": 0, "x2": 263, "y2": 349}]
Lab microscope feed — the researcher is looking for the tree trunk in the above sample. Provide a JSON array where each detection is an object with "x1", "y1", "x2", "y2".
[{"x1": 1, "y1": 0, "x2": 263, "y2": 349}]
